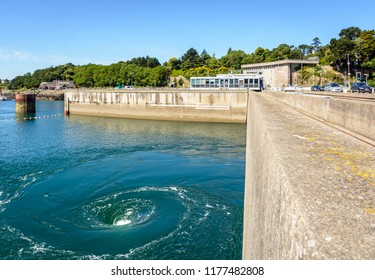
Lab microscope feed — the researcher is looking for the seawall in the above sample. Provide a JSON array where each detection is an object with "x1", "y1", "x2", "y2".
[
  {"x1": 243, "y1": 92, "x2": 375, "y2": 259},
  {"x1": 64, "y1": 89, "x2": 248, "y2": 123}
]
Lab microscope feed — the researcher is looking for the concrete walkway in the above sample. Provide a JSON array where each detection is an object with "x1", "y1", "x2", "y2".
[{"x1": 243, "y1": 92, "x2": 375, "y2": 259}]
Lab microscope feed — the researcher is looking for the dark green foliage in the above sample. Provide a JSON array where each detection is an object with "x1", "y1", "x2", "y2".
[
  {"x1": 311, "y1": 37, "x2": 322, "y2": 52},
  {"x1": 8, "y1": 64, "x2": 77, "y2": 90},
  {"x1": 339, "y1": 27, "x2": 362, "y2": 40},
  {"x1": 126, "y1": 56, "x2": 161, "y2": 68},
  {"x1": 220, "y1": 49, "x2": 247, "y2": 69},
  {"x1": 7, "y1": 26, "x2": 375, "y2": 89},
  {"x1": 180, "y1": 48, "x2": 203, "y2": 70}
]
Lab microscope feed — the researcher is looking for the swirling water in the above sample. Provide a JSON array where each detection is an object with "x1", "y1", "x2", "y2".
[{"x1": 0, "y1": 100, "x2": 246, "y2": 260}]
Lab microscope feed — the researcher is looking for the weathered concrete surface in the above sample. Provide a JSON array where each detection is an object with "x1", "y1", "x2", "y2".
[
  {"x1": 243, "y1": 93, "x2": 375, "y2": 259},
  {"x1": 15, "y1": 93, "x2": 36, "y2": 114},
  {"x1": 264, "y1": 91, "x2": 375, "y2": 142},
  {"x1": 65, "y1": 89, "x2": 248, "y2": 123}
]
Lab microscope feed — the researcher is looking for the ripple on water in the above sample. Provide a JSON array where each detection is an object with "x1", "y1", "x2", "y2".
[{"x1": 1, "y1": 151, "x2": 243, "y2": 259}]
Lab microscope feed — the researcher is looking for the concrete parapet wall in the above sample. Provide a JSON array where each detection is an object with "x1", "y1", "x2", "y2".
[
  {"x1": 243, "y1": 93, "x2": 375, "y2": 259},
  {"x1": 264, "y1": 91, "x2": 375, "y2": 142},
  {"x1": 65, "y1": 89, "x2": 248, "y2": 123}
]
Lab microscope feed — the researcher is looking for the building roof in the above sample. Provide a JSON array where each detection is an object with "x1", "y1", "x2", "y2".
[
  {"x1": 190, "y1": 73, "x2": 262, "y2": 79},
  {"x1": 241, "y1": 59, "x2": 318, "y2": 69},
  {"x1": 39, "y1": 80, "x2": 76, "y2": 89}
]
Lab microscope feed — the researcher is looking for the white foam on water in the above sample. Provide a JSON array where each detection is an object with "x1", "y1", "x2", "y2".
[{"x1": 114, "y1": 218, "x2": 132, "y2": 226}]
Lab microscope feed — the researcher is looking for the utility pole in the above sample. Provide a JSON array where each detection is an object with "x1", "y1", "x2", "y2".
[{"x1": 347, "y1": 54, "x2": 351, "y2": 87}]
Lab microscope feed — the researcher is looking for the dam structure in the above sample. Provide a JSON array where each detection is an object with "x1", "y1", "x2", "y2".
[
  {"x1": 65, "y1": 89, "x2": 375, "y2": 259},
  {"x1": 64, "y1": 88, "x2": 248, "y2": 123}
]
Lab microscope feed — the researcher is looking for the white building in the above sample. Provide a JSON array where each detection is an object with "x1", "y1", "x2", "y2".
[{"x1": 190, "y1": 73, "x2": 263, "y2": 91}]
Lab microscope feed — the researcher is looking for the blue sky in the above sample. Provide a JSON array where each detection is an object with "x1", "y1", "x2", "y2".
[{"x1": 1, "y1": 0, "x2": 374, "y2": 79}]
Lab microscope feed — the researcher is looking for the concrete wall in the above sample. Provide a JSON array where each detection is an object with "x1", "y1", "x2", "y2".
[
  {"x1": 244, "y1": 64, "x2": 291, "y2": 89},
  {"x1": 243, "y1": 93, "x2": 375, "y2": 259},
  {"x1": 65, "y1": 89, "x2": 248, "y2": 123},
  {"x1": 264, "y1": 91, "x2": 375, "y2": 142},
  {"x1": 242, "y1": 60, "x2": 318, "y2": 88}
]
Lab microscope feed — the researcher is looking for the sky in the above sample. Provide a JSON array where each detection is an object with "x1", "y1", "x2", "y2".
[{"x1": 1, "y1": 0, "x2": 374, "y2": 79}]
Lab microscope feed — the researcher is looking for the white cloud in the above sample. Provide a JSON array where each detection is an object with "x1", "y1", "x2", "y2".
[
  {"x1": 0, "y1": 48, "x2": 65, "y2": 63},
  {"x1": 0, "y1": 49, "x2": 11, "y2": 60},
  {"x1": 0, "y1": 49, "x2": 40, "y2": 62},
  {"x1": 12, "y1": 50, "x2": 39, "y2": 61},
  {"x1": 0, "y1": 47, "x2": 127, "y2": 79}
]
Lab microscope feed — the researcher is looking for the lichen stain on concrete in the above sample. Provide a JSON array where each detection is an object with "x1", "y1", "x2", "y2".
[
  {"x1": 364, "y1": 208, "x2": 375, "y2": 215},
  {"x1": 317, "y1": 146, "x2": 375, "y2": 186},
  {"x1": 288, "y1": 127, "x2": 375, "y2": 187}
]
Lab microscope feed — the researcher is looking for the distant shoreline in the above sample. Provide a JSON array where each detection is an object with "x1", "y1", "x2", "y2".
[{"x1": 1, "y1": 90, "x2": 64, "y2": 101}]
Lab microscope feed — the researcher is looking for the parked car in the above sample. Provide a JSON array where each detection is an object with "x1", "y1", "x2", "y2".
[
  {"x1": 351, "y1": 82, "x2": 372, "y2": 93},
  {"x1": 324, "y1": 83, "x2": 342, "y2": 92},
  {"x1": 311, "y1": 85, "x2": 323, "y2": 91}
]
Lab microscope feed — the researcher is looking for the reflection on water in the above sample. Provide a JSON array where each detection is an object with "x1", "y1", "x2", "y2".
[{"x1": 68, "y1": 114, "x2": 246, "y2": 146}]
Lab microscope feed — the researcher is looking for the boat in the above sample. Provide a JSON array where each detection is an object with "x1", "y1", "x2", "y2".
[{"x1": 0, "y1": 95, "x2": 9, "y2": 101}]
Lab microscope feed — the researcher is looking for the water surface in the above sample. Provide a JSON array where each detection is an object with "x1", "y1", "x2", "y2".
[{"x1": 0, "y1": 100, "x2": 246, "y2": 259}]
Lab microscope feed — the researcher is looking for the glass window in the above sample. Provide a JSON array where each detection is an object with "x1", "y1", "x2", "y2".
[{"x1": 229, "y1": 79, "x2": 233, "y2": 88}]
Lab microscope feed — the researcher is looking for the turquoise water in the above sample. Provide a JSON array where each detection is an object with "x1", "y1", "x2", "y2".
[{"x1": 0, "y1": 100, "x2": 246, "y2": 260}]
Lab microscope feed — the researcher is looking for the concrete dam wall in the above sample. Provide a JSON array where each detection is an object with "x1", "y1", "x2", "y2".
[
  {"x1": 64, "y1": 89, "x2": 248, "y2": 123},
  {"x1": 243, "y1": 92, "x2": 375, "y2": 259}
]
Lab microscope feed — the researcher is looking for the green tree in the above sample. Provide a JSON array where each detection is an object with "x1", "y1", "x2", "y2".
[
  {"x1": 146, "y1": 56, "x2": 161, "y2": 68},
  {"x1": 311, "y1": 37, "x2": 322, "y2": 52},
  {"x1": 298, "y1": 44, "x2": 313, "y2": 57},
  {"x1": 289, "y1": 47, "x2": 304, "y2": 59},
  {"x1": 200, "y1": 49, "x2": 211, "y2": 65},
  {"x1": 180, "y1": 48, "x2": 203, "y2": 70},
  {"x1": 220, "y1": 49, "x2": 247, "y2": 69},
  {"x1": 73, "y1": 64, "x2": 96, "y2": 87},
  {"x1": 339, "y1": 27, "x2": 362, "y2": 40},
  {"x1": 127, "y1": 56, "x2": 160, "y2": 68},
  {"x1": 246, "y1": 47, "x2": 271, "y2": 63},
  {"x1": 148, "y1": 66, "x2": 171, "y2": 87},
  {"x1": 166, "y1": 57, "x2": 181, "y2": 70},
  {"x1": 329, "y1": 37, "x2": 355, "y2": 71},
  {"x1": 355, "y1": 30, "x2": 375, "y2": 62},
  {"x1": 206, "y1": 56, "x2": 220, "y2": 69},
  {"x1": 268, "y1": 44, "x2": 292, "y2": 61}
]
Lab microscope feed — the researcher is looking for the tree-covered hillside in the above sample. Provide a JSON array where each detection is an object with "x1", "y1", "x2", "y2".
[{"x1": 8, "y1": 26, "x2": 375, "y2": 90}]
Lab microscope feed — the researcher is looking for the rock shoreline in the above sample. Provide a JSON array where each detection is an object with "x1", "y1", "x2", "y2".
[{"x1": 1, "y1": 91, "x2": 64, "y2": 101}]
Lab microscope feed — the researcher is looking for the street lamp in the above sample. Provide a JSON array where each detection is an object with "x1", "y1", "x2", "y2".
[{"x1": 130, "y1": 72, "x2": 134, "y2": 87}]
